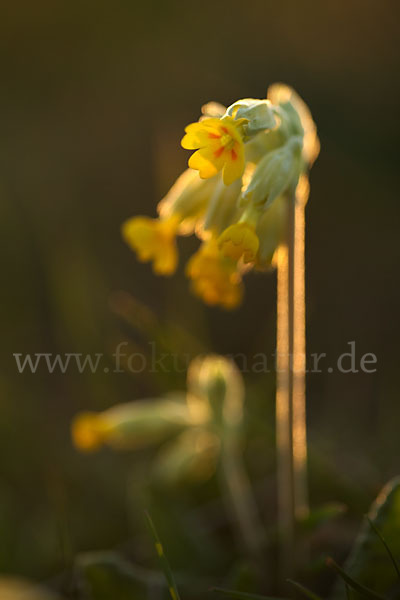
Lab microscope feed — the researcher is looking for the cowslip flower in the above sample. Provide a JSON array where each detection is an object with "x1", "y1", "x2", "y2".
[
  {"x1": 218, "y1": 222, "x2": 259, "y2": 264},
  {"x1": 122, "y1": 86, "x2": 319, "y2": 308},
  {"x1": 72, "y1": 398, "x2": 193, "y2": 452},
  {"x1": 121, "y1": 215, "x2": 180, "y2": 275},
  {"x1": 181, "y1": 116, "x2": 247, "y2": 186},
  {"x1": 186, "y1": 240, "x2": 243, "y2": 309}
]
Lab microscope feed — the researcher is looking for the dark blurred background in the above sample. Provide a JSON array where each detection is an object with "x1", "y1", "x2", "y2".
[{"x1": 0, "y1": 0, "x2": 399, "y2": 591}]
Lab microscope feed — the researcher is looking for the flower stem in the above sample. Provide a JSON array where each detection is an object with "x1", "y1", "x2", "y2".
[
  {"x1": 276, "y1": 178, "x2": 309, "y2": 582},
  {"x1": 220, "y1": 437, "x2": 264, "y2": 558}
]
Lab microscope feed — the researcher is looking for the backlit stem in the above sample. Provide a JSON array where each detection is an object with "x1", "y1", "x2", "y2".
[{"x1": 276, "y1": 177, "x2": 309, "y2": 580}]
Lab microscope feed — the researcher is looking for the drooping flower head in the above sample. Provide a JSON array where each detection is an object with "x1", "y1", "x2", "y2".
[{"x1": 121, "y1": 85, "x2": 319, "y2": 308}]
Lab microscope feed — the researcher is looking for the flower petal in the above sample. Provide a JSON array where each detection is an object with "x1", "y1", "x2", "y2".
[
  {"x1": 181, "y1": 119, "x2": 222, "y2": 149},
  {"x1": 222, "y1": 143, "x2": 245, "y2": 185},
  {"x1": 188, "y1": 147, "x2": 225, "y2": 180},
  {"x1": 218, "y1": 223, "x2": 259, "y2": 263}
]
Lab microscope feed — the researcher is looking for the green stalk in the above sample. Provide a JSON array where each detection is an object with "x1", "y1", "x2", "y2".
[{"x1": 219, "y1": 434, "x2": 264, "y2": 558}]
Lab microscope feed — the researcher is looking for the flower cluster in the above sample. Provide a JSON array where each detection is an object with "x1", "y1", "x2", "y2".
[
  {"x1": 72, "y1": 355, "x2": 244, "y2": 484},
  {"x1": 122, "y1": 85, "x2": 319, "y2": 308}
]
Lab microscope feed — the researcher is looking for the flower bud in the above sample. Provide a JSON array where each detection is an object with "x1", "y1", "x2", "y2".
[
  {"x1": 201, "y1": 177, "x2": 242, "y2": 238},
  {"x1": 268, "y1": 83, "x2": 320, "y2": 167},
  {"x1": 255, "y1": 195, "x2": 288, "y2": 270},
  {"x1": 157, "y1": 169, "x2": 217, "y2": 235},
  {"x1": 200, "y1": 101, "x2": 226, "y2": 119},
  {"x1": 243, "y1": 137, "x2": 302, "y2": 208},
  {"x1": 187, "y1": 355, "x2": 244, "y2": 431},
  {"x1": 226, "y1": 98, "x2": 276, "y2": 136}
]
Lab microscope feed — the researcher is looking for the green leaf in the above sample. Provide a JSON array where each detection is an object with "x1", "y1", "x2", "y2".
[
  {"x1": 75, "y1": 551, "x2": 147, "y2": 600},
  {"x1": 326, "y1": 559, "x2": 384, "y2": 599},
  {"x1": 366, "y1": 516, "x2": 400, "y2": 579},
  {"x1": 330, "y1": 477, "x2": 400, "y2": 599}
]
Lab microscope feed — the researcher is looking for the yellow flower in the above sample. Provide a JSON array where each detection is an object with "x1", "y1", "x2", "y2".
[
  {"x1": 186, "y1": 240, "x2": 243, "y2": 309},
  {"x1": 72, "y1": 412, "x2": 108, "y2": 452},
  {"x1": 122, "y1": 215, "x2": 179, "y2": 275},
  {"x1": 181, "y1": 116, "x2": 246, "y2": 186},
  {"x1": 218, "y1": 222, "x2": 259, "y2": 264},
  {"x1": 72, "y1": 400, "x2": 193, "y2": 452}
]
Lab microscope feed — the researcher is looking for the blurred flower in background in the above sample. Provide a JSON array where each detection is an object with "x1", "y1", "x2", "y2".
[
  {"x1": 72, "y1": 354, "x2": 264, "y2": 553},
  {"x1": 72, "y1": 355, "x2": 244, "y2": 485}
]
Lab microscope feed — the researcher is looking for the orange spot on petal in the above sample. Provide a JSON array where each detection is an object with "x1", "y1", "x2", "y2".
[
  {"x1": 214, "y1": 146, "x2": 224, "y2": 158},
  {"x1": 220, "y1": 126, "x2": 229, "y2": 134},
  {"x1": 231, "y1": 149, "x2": 237, "y2": 161},
  {"x1": 208, "y1": 132, "x2": 221, "y2": 139}
]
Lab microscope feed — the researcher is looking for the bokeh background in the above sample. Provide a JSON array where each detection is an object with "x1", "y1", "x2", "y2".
[{"x1": 1, "y1": 0, "x2": 399, "y2": 595}]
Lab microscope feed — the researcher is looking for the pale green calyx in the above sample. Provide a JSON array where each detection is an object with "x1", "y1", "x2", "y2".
[
  {"x1": 242, "y1": 136, "x2": 303, "y2": 208},
  {"x1": 225, "y1": 98, "x2": 276, "y2": 137}
]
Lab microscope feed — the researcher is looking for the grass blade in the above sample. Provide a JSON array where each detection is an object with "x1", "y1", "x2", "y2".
[
  {"x1": 366, "y1": 515, "x2": 400, "y2": 579},
  {"x1": 145, "y1": 511, "x2": 181, "y2": 600},
  {"x1": 211, "y1": 586, "x2": 288, "y2": 600},
  {"x1": 326, "y1": 558, "x2": 385, "y2": 600},
  {"x1": 287, "y1": 579, "x2": 322, "y2": 600}
]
